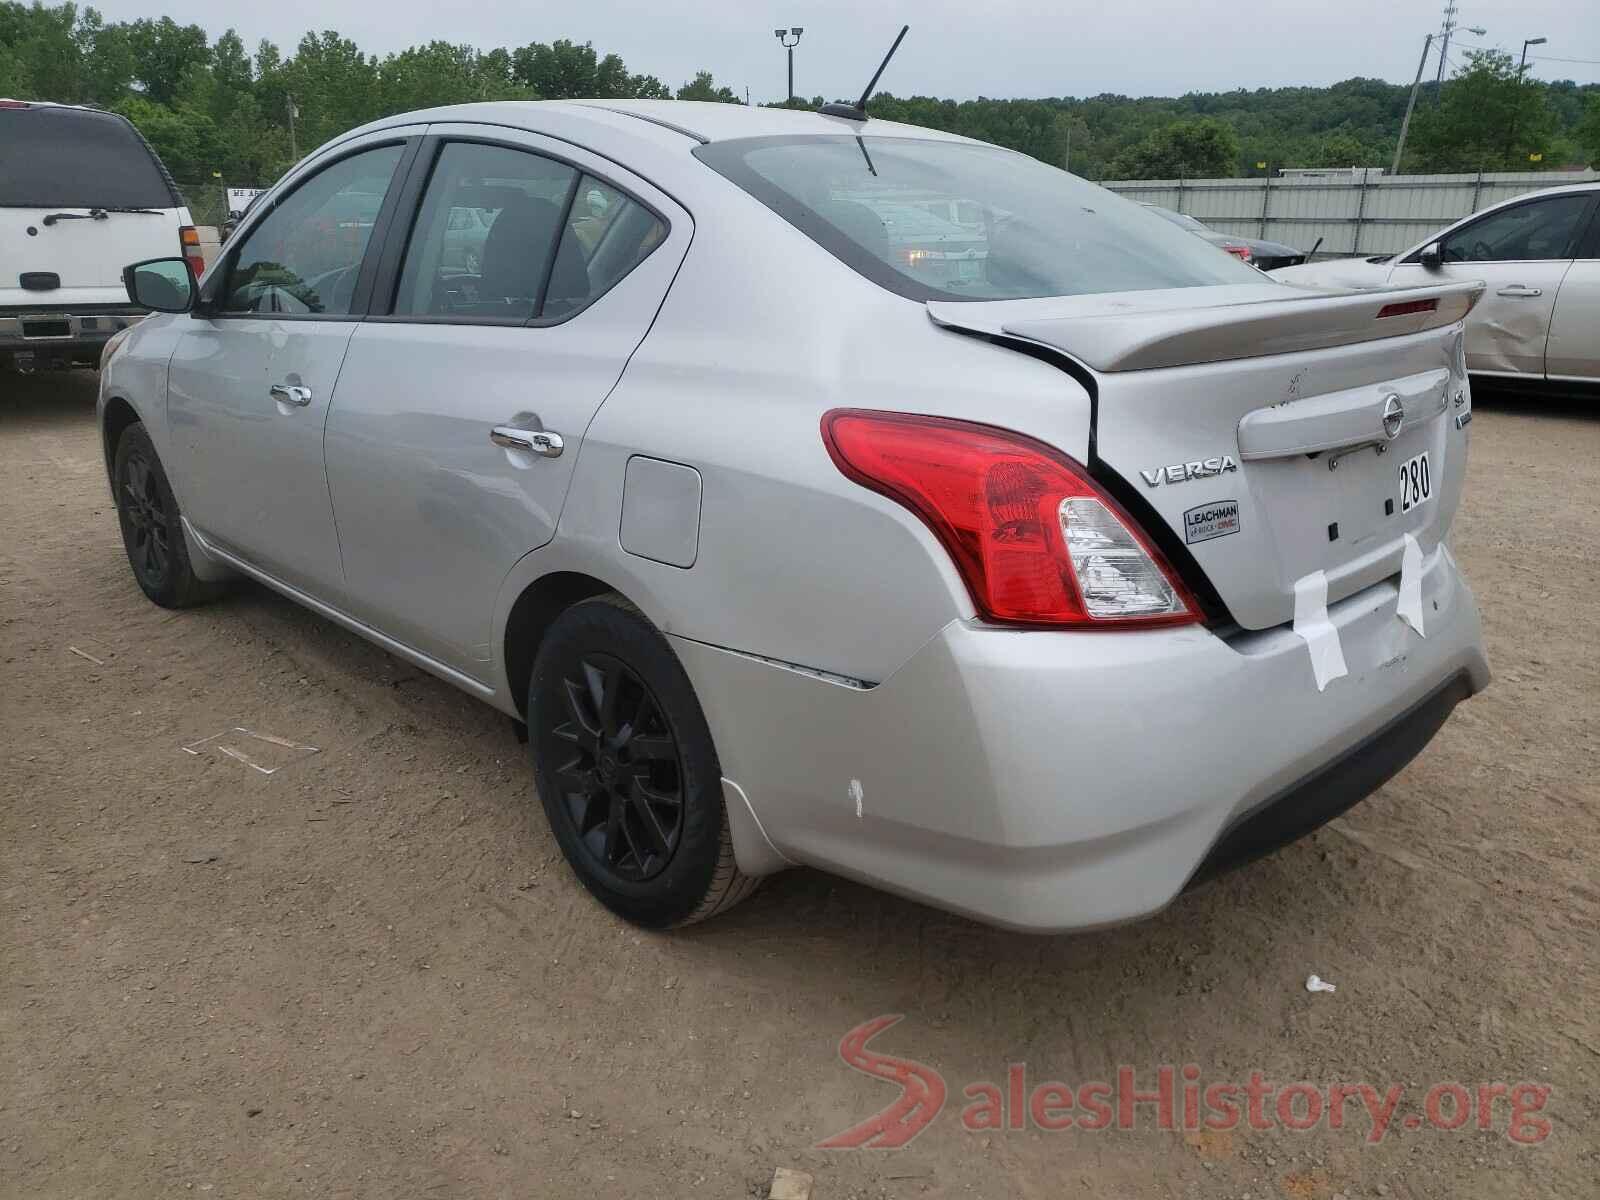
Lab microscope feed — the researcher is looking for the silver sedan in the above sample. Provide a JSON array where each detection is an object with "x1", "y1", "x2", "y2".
[{"x1": 99, "y1": 100, "x2": 1489, "y2": 931}]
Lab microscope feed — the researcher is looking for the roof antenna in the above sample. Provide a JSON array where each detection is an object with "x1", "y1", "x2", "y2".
[{"x1": 819, "y1": 24, "x2": 908, "y2": 122}]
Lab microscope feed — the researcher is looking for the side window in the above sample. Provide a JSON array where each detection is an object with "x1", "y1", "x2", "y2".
[
  {"x1": 542, "y1": 175, "x2": 668, "y2": 320},
  {"x1": 393, "y1": 143, "x2": 577, "y2": 320},
  {"x1": 1440, "y1": 196, "x2": 1592, "y2": 264},
  {"x1": 222, "y1": 144, "x2": 404, "y2": 316}
]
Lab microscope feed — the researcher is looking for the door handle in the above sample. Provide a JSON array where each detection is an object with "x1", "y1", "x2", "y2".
[
  {"x1": 490, "y1": 425, "x2": 564, "y2": 458},
  {"x1": 269, "y1": 383, "x2": 313, "y2": 407},
  {"x1": 1496, "y1": 285, "x2": 1543, "y2": 298}
]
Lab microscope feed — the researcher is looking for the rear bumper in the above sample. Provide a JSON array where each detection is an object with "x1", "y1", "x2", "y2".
[
  {"x1": 0, "y1": 305, "x2": 145, "y2": 362},
  {"x1": 672, "y1": 543, "x2": 1488, "y2": 932}
]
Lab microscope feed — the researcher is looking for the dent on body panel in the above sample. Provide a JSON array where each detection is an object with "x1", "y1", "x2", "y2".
[{"x1": 1467, "y1": 311, "x2": 1539, "y2": 373}]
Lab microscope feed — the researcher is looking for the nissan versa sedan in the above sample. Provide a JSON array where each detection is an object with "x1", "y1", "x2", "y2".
[{"x1": 99, "y1": 101, "x2": 1489, "y2": 932}]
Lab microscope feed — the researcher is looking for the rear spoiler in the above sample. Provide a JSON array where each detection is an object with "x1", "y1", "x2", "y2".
[{"x1": 928, "y1": 280, "x2": 1484, "y2": 373}]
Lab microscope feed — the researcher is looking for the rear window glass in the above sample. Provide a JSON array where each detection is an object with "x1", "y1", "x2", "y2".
[
  {"x1": 0, "y1": 106, "x2": 177, "y2": 209},
  {"x1": 695, "y1": 135, "x2": 1260, "y2": 302}
]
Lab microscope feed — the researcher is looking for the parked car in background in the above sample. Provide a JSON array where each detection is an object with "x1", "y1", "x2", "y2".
[
  {"x1": 1, "y1": 99, "x2": 201, "y2": 372},
  {"x1": 99, "y1": 100, "x2": 1487, "y2": 933},
  {"x1": 1271, "y1": 183, "x2": 1600, "y2": 390},
  {"x1": 1143, "y1": 204, "x2": 1307, "y2": 270}
]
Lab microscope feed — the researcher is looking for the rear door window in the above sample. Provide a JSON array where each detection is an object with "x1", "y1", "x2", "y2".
[
  {"x1": 392, "y1": 142, "x2": 578, "y2": 321},
  {"x1": 389, "y1": 144, "x2": 667, "y2": 324},
  {"x1": 221, "y1": 144, "x2": 405, "y2": 316},
  {"x1": 0, "y1": 106, "x2": 177, "y2": 209},
  {"x1": 542, "y1": 175, "x2": 668, "y2": 319}
]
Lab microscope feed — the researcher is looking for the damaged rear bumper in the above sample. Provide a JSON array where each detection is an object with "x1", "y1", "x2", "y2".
[{"x1": 671, "y1": 544, "x2": 1488, "y2": 932}]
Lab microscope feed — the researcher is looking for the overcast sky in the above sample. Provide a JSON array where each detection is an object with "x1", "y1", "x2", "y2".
[{"x1": 88, "y1": 0, "x2": 1599, "y2": 102}]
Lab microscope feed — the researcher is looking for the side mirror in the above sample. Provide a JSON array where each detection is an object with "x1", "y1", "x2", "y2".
[
  {"x1": 124, "y1": 258, "x2": 195, "y2": 313},
  {"x1": 1418, "y1": 242, "x2": 1443, "y2": 271}
]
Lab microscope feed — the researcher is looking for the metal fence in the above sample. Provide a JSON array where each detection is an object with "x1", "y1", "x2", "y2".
[
  {"x1": 174, "y1": 184, "x2": 239, "y2": 229},
  {"x1": 1101, "y1": 170, "x2": 1600, "y2": 260}
]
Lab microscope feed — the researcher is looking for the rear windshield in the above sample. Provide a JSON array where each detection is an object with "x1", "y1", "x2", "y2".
[
  {"x1": 0, "y1": 106, "x2": 177, "y2": 209},
  {"x1": 695, "y1": 135, "x2": 1260, "y2": 302}
]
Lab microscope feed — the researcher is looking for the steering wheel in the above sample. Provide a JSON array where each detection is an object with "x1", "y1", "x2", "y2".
[{"x1": 1470, "y1": 240, "x2": 1494, "y2": 262}]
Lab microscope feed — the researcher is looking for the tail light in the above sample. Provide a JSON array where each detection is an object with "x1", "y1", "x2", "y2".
[
  {"x1": 821, "y1": 410, "x2": 1200, "y2": 628},
  {"x1": 179, "y1": 225, "x2": 205, "y2": 278},
  {"x1": 0, "y1": 100, "x2": 31, "y2": 109},
  {"x1": 1221, "y1": 243, "x2": 1254, "y2": 263}
]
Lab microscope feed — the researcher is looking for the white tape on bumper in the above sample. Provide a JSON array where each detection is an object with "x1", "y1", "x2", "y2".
[
  {"x1": 1292, "y1": 570, "x2": 1348, "y2": 692},
  {"x1": 1397, "y1": 532, "x2": 1426, "y2": 637}
]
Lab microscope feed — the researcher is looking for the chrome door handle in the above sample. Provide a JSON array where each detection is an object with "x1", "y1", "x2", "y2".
[
  {"x1": 1496, "y1": 285, "x2": 1542, "y2": 298},
  {"x1": 269, "y1": 383, "x2": 312, "y2": 406},
  {"x1": 490, "y1": 425, "x2": 564, "y2": 458}
]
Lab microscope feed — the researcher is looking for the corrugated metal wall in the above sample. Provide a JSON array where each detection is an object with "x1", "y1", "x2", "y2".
[{"x1": 1101, "y1": 170, "x2": 1600, "y2": 259}]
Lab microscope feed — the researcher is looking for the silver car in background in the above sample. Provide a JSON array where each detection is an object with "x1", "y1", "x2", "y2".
[
  {"x1": 99, "y1": 101, "x2": 1489, "y2": 932},
  {"x1": 1273, "y1": 183, "x2": 1600, "y2": 391}
]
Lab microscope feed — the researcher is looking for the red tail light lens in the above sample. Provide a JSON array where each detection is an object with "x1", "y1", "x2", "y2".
[
  {"x1": 822, "y1": 410, "x2": 1200, "y2": 628},
  {"x1": 179, "y1": 225, "x2": 205, "y2": 278},
  {"x1": 1221, "y1": 243, "x2": 1254, "y2": 263}
]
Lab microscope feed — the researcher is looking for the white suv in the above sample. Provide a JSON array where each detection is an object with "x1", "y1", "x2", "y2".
[{"x1": 1, "y1": 99, "x2": 201, "y2": 372}]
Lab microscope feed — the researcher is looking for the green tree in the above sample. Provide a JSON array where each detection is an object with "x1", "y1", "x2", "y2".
[
  {"x1": 124, "y1": 15, "x2": 209, "y2": 106},
  {"x1": 1109, "y1": 117, "x2": 1240, "y2": 178},
  {"x1": 1406, "y1": 49, "x2": 1558, "y2": 171},
  {"x1": 1575, "y1": 94, "x2": 1600, "y2": 168},
  {"x1": 1304, "y1": 130, "x2": 1378, "y2": 168},
  {"x1": 675, "y1": 70, "x2": 739, "y2": 104}
]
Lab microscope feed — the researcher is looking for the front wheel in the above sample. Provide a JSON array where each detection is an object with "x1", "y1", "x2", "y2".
[
  {"x1": 112, "y1": 422, "x2": 223, "y2": 608},
  {"x1": 528, "y1": 595, "x2": 757, "y2": 927}
]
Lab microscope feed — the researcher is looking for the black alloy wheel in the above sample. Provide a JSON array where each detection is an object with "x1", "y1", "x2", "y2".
[
  {"x1": 111, "y1": 422, "x2": 223, "y2": 609},
  {"x1": 551, "y1": 653, "x2": 685, "y2": 882},
  {"x1": 117, "y1": 447, "x2": 172, "y2": 590},
  {"x1": 528, "y1": 595, "x2": 757, "y2": 927}
]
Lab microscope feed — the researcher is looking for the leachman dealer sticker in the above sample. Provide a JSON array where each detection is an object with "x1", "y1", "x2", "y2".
[{"x1": 1184, "y1": 500, "x2": 1241, "y2": 544}]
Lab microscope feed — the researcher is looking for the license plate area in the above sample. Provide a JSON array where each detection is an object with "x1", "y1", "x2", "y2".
[
  {"x1": 22, "y1": 318, "x2": 71, "y2": 339},
  {"x1": 1397, "y1": 450, "x2": 1433, "y2": 513}
]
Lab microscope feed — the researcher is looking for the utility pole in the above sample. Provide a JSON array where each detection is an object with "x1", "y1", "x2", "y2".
[
  {"x1": 1433, "y1": 2, "x2": 1487, "y2": 91},
  {"x1": 1392, "y1": 34, "x2": 1433, "y2": 176},
  {"x1": 773, "y1": 28, "x2": 803, "y2": 102},
  {"x1": 287, "y1": 94, "x2": 299, "y2": 161}
]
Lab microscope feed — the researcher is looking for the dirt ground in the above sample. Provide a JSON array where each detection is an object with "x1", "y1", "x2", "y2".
[{"x1": 2, "y1": 371, "x2": 1597, "y2": 1200}]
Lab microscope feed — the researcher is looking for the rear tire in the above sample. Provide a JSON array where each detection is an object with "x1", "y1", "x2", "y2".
[
  {"x1": 112, "y1": 423, "x2": 224, "y2": 609},
  {"x1": 528, "y1": 595, "x2": 757, "y2": 927}
]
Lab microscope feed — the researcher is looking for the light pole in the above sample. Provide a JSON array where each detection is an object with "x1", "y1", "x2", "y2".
[
  {"x1": 1518, "y1": 36, "x2": 1547, "y2": 74},
  {"x1": 1507, "y1": 37, "x2": 1547, "y2": 162},
  {"x1": 774, "y1": 27, "x2": 803, "y2": 102}
]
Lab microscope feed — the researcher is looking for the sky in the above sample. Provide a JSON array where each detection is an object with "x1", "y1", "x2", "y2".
[{"x1": 85, "y1": 0, "x2": 1600, "y2": 103}]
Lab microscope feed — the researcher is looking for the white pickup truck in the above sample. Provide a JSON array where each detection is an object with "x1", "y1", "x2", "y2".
[{"x1": 1, "y1": 99, "x2": 203, "y2": 372}]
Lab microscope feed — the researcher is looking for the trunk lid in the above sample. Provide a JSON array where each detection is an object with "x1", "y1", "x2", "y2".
[{"x1": 929, "y1": 280, "x2": 1482, "y2": 630}]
